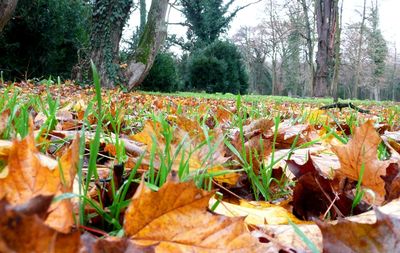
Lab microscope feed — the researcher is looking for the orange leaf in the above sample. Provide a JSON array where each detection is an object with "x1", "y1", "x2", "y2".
[
  {"x1": 124, "y1": 173, "x2": 269, "y2": 252},
  {"x1": 332, "y1": 121, "x2": 390, "y2": 200},
  {"x1": 0, "y1": 131, "x2": 80, "y2": 233},
  {"x1": 104, "y1": 143, "x2": 117, "y2": 156},
  {"x1": 0, "y1": 196, "x2": 81, "y2": 253},
  {"x1": 209, "y1": 165, "x2": 240, "y2": 186},
  {"x1": 0, "y1": 110, "x2": 10, "y2": 136}
]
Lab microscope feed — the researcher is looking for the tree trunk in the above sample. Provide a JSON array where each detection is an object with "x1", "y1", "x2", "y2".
[
  {"x1": 139, "y1": 0, "x2": 147, "y2": 33},
  {"x1": 0, "y1": 0, "x2": 18, "y2": 32},
  {"x1": 392, "y1": 46, "x2": 397, "y2": 101},
  {"x1": 298, "y1": 0, "x2": 316, "y2": 97},
  {"x1": 373, "y1": 86, "x2": 380, "y2": 101},
  {"x1": 331, "y1": 0, "x2": 343, "y2": 102},
  {"x1": 125, "y1": 0, "x2": 169, "y2": 91},
  {"x1": 353, "y1": 0, "x2": 367, "y2": 99},
  {"x1": 88, "y1": 0, "x2": 132, "y2": 88},
  {"x1": 271, "y1": 58, "x2": 277, "y2": 96},
  {"x1": 314, "y1": 0, "x2": 337, "y2": 97}
]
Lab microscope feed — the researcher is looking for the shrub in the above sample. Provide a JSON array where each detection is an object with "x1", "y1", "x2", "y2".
[
  {"x1": 0, "y1": 0, "x2": 91, "y2": 80},
  {"x1": 141, "y1": 52, "x2": 179, "y2": 92},
  {"x1": 186, "y1": 40, "x2": 248, "y2": 94}
]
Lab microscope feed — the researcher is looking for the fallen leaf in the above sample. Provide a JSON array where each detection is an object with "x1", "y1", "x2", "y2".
[
  {"x1": 332, "y1": 120, "x2": 391, "y2": 200},
  {"x1": 208, "y1": 165, "x2": 240, "y2": 186},
  {"x1": 317, "y1": 208, "x2": 400, "y2": 252},
  {"x1": 215, "y1": 106, "x2": 233, "y2": 123},
  {"x1": 0, "y1": 195, "x2": 81, "y2": 253},
  {"x1": 130, "y1": 119, "x2": 227, "y2": 172},
  {"x1": 0, "y1": 130, "x2": 80, "y2": 233},
  {"x1": 288, "y1": 155, "x2": 368, "y2": 220},
  {"x1": 80, "y1": 233, "x2": 155, "y2": 253},
  {"x1": 0, "y1": 110, "x2": 10, "y2": 136},
  {"x1": 275, "y1": 122, "x2": 312, "y2": 149},
  {"x1": 380, "y1": 163, "x2": 400, "y2": 202},
  {"x1": 124, "y1": 173, "x2": 270, "y2": 252},
  {"x1": 210, "y1": 198, "x2": 305, "y2": 225}
]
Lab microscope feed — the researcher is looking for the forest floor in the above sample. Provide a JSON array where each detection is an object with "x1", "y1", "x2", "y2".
[{"x1": 1, "y1": 80, "x2": 400, "y2": 252}]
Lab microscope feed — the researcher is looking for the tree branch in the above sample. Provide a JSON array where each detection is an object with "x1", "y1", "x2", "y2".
[{"x1": 319, "y1": 103, "x2": 370, "y2": 113}]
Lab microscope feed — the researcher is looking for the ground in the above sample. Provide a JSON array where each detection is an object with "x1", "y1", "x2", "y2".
[{"x1": 0, "y1": 81, "x2": 400, "y2": 252}]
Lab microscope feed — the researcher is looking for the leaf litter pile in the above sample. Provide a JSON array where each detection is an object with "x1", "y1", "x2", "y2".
[{"x1": 1, "y1": 82, "x2": 400, "y2": 252}]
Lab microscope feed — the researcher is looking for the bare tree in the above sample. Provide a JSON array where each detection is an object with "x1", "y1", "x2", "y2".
[
  {"x1": 314, "y1": 0, "x2": 338, "y2": 97},
  {"x1": 391, "y1": 45, "x2": 398, "y2": 101},
  {"x1": 297, "y1": 0, "x2": 316, "y2": 97},
  {"x1": 233, "y1": 26, "x2": 271, "y2": 94},
  {"x1": 331, "y1": 0, "x2": 343, "y2": 102},
  {"x1": 353, "y1": 0, "x2": 367, "y2": 99},
  {"x1": 0, "y1": 0, "x2": 18, "y2": 32}
]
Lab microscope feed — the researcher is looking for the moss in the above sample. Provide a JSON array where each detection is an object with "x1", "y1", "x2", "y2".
[{"x1": 135, "y1": 18, "x2": 155, "y2": 64}]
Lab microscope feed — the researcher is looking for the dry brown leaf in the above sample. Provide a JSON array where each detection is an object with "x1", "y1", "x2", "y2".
[
  {"x1": 0, "y1": 110, "x2": 9, "y2": 136},
  {"x1": 80, "y1": 233, "x2": 155, "y2": 253},
  {"x1": 317, "y1": 208, "x2": 400, "y2": 252},
  {"x1": 0, "y1": 130, "x2": 80, "y2": 233},
  {"x1": 275, "y1": 122, "x2": 312, "y2": 149},
  {"x1": 167, "y1": 115, "x2": 205, "y2": 141},
  {"x1": 124, "y1": 173, "x2": 270, "y2": 252},
  {"x1": 258, "y1": 224, "x2": 323, "y2": 252},
  {"x1": 242, "y1": 118, "x2": 274, "y2": 137},
  {"x1": 332, "y1": 120, "x2": 391, "y2": 200},
  {"x1": 0, "y1": 195, "x2": 81, "y2": 253}
]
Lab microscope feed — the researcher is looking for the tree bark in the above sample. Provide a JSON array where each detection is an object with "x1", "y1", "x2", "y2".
[
  {"x1": 125, "y1": 0, "x2": 169, "y2": 91},
  {"x1": 314, "y1": 0, "x2": 337, "y2": 97},
  {"x1": 88, "y1": 0, "x2": 132, "y2": 88},
  {"x1": 392, "y1": 45, "x2": 397, "y2": 101},
  {"x1": 331, "y1": 0, "x2": 343, "y2": 102},
  {"x1": 353, "y1": 0, "x2": 367, "y2": 99},
  {"x1": 139, "y1": 0, "x2": 147, "y2": 33},
  {"x1": 298, "y1": 0, "x2": 316, "y2": 97},
  {"x1": 0, "y1": 0, "x2": 18, "y2": 32}
]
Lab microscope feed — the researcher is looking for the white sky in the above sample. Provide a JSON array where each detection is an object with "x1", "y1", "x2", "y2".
[{"x1": 123, "y1": 0, "x2": 400, "y2": 50}]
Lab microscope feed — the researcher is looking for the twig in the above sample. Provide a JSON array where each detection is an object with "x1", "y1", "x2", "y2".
[
  {"x1": 314, "y1": 176, "x2": 344, "y2": 218},
  {"x1": 212, "y1": 179, "x2": 244, "y2": 200},
  {"x1": 319, "y1": 102, "x2": 370, "y2": 114}
]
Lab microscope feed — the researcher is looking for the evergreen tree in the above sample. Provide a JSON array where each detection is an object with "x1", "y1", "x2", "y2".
[
  {"x1": 178, "y1": 0, "x2": 244, "y2": 50},
  {"x1": 141, "y1": 52, "x2": 179, "y2": 92},
  {"x1": 187, "y1": 40, "x2": 248, "y2": 94}
]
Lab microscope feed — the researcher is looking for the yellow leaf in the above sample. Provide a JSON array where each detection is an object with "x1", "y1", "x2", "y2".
[
  {"x1": 210, "y1": 198, "x2": 306, "y2": 225},
  {"x1": 209, "y1": 165, "x2": 240, "y2": 186}
]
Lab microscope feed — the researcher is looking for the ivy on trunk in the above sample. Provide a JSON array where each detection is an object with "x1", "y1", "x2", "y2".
[{"x1": 90, "y1": 0, "x2": 132, "y2": 88}]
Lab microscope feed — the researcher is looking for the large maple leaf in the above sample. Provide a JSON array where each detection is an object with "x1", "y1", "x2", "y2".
[
  {"x1": 332, "y1": 121, "x2": 391, "y2": 199},
  {"x1": 123, "y1": 173, "x2": 270, "y2": 252},
  {"x1": 0, "y1": 130, "x2": 79, "y2": 233}
]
